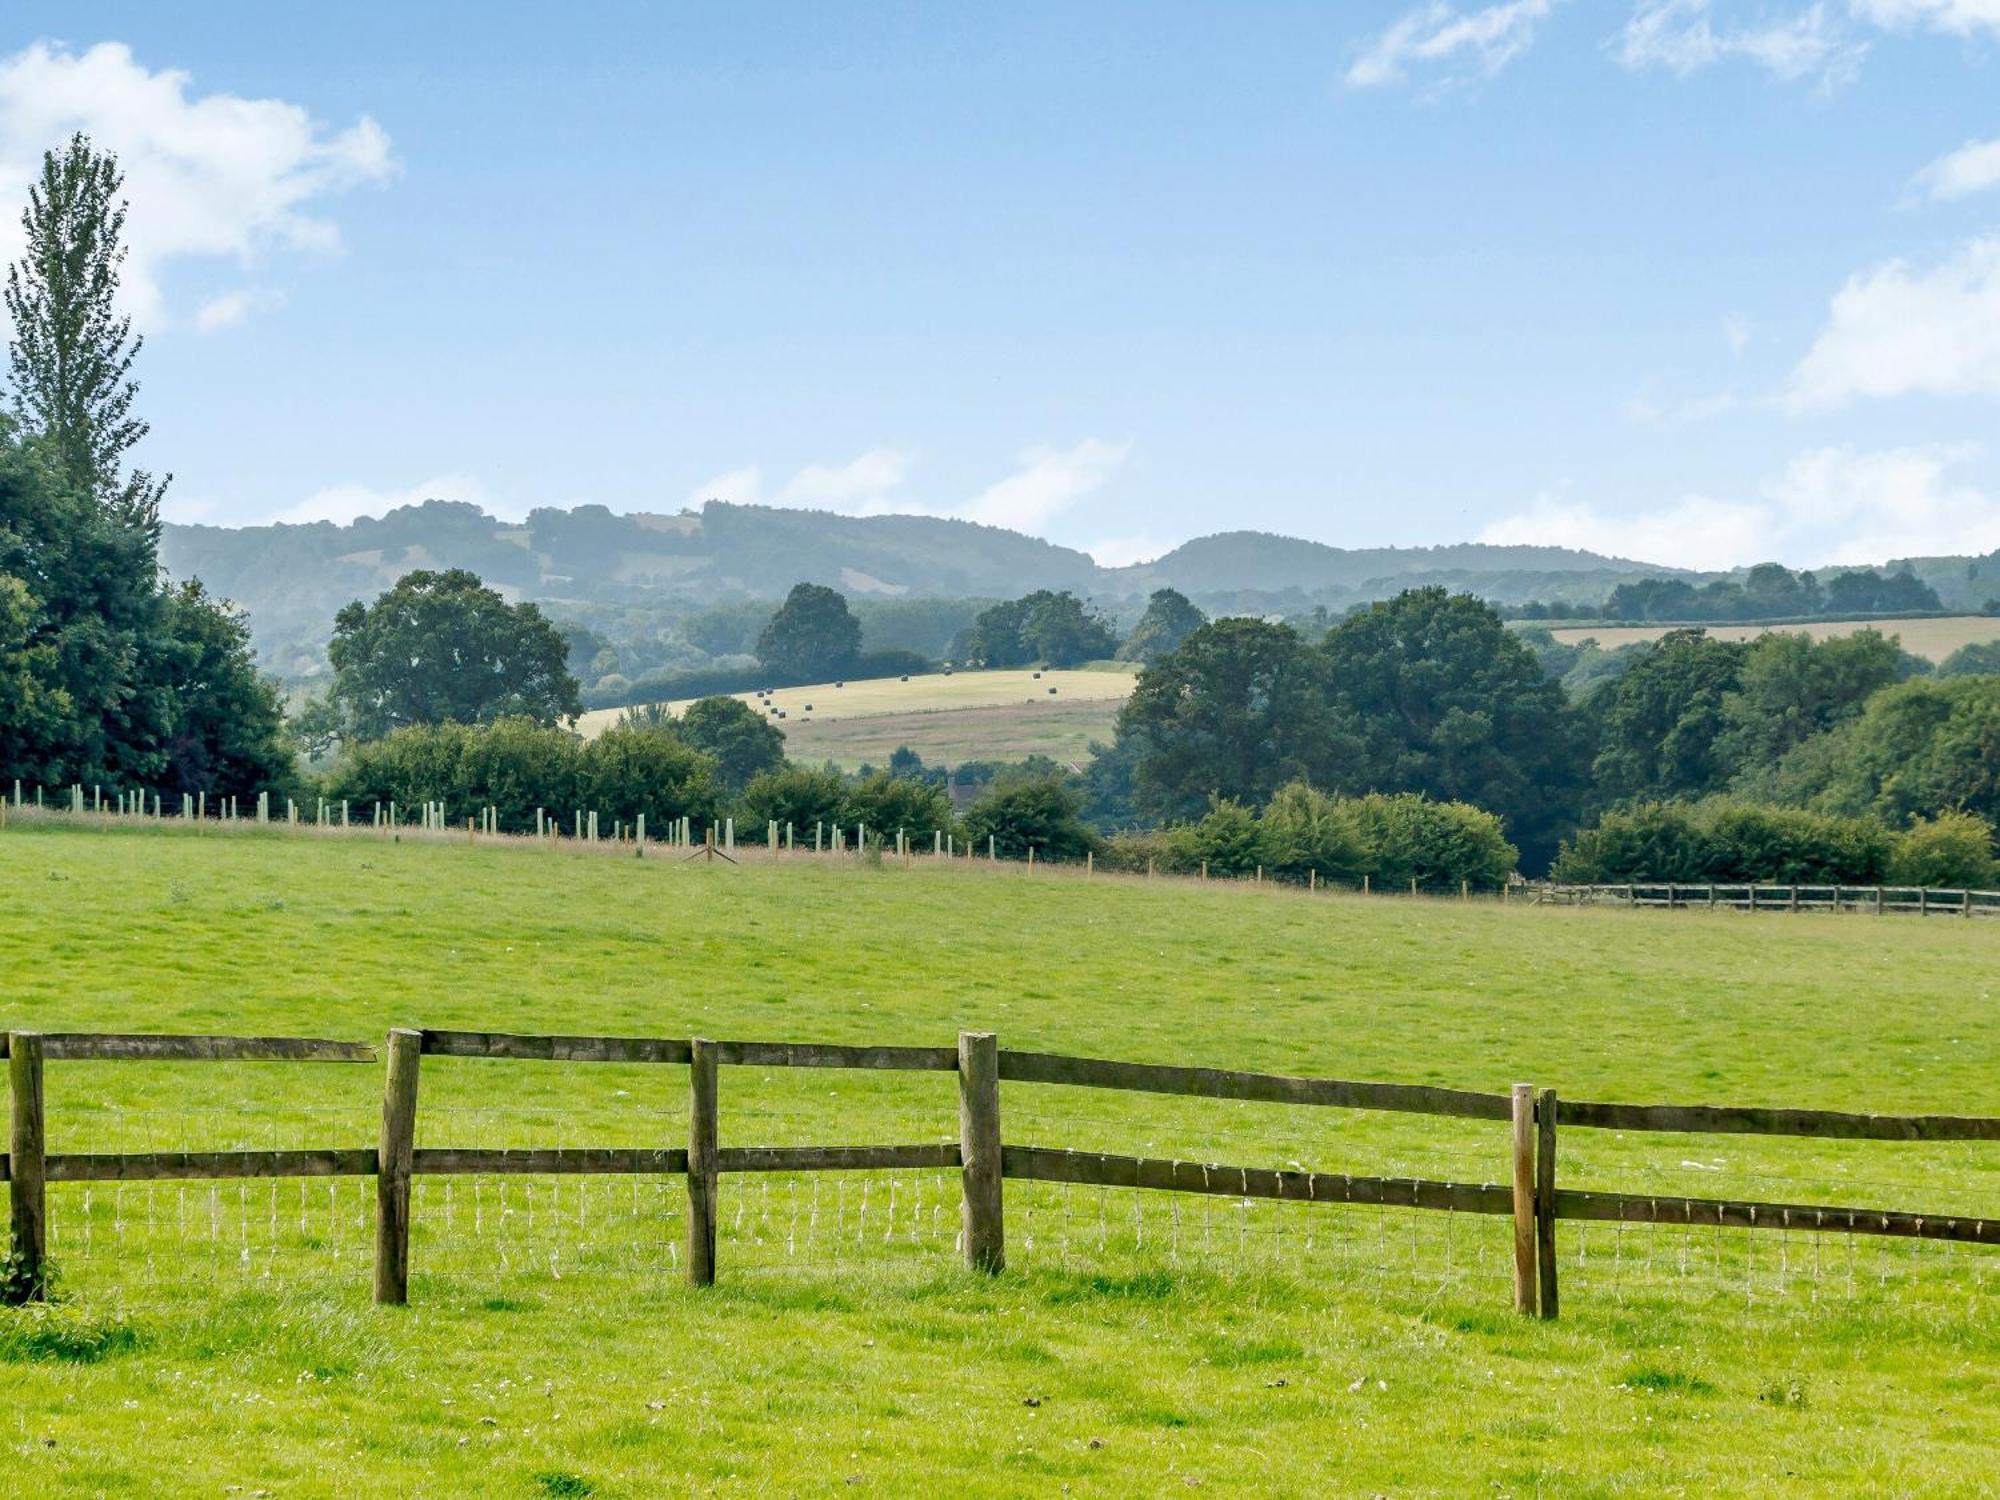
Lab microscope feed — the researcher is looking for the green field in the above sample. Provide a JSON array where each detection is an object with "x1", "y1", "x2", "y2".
[
  {"x1": 3, "y1": 823, "x2": 1997, "y2": 1496},
  {"x1": 574, "y1": 666, "x2": 1139, "y2": 770},
  {"x1": 1547, "y1": 614, "x2": 2000, "y2": 663}
]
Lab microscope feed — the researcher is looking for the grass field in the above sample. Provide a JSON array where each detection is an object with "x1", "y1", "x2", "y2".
[
  {"x1": 1547, "y1": 614, "x2": 2000, "y2": 663},
  {"x1": 3, "y1": 823, "x2": 1998, "y2": 1496},
  {"x1": 574, "y1": 666, "x2": 1139, "y2": 770}
]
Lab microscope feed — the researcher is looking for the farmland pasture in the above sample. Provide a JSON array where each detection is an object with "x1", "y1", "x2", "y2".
[
  {"x1": 1546, "y1": 614, "x2": 2000, "y2": 663},
  {"x1": 2, "y1": 822, "x2": 1997, "y2": 1496},
  {"x1": 574, "y1": 665, "x2": 1139, "y2": 769}
]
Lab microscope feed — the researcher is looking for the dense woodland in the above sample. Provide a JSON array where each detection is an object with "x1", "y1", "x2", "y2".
[{"x1": 5, "y1": 136, "x2": 1999, "y2": 891}]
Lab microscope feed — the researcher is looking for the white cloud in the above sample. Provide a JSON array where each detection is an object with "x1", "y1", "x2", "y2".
[
  {"x1": 1084, "y1": 534, "x2": 1175, "y2": 568},
  {"x1": 193, "y1": 287, "x2": 285, "y2": 332},
  {"x1": 957, "y1": 440, "x2": 1130, "y2": 531},
  {"x1": 1624, "y1": 387, "x2": 1738, "y2": 425},
  {"x1": 1723, "y1": 313, "x2": 1752, "y2": 354},
  {"x1": 1614, "y1": 1, "x2": 1868, "y2": 85},
  {"x1": 1345, "y1": 0, "x2": 1560, "y2": 90},
  {"x1": 1852, "y1": 0, "x2": 2000, "y2": 35},
  {"x1": 1478, "y1": 443, "x2": 2000, "y2": 568},
  {"x1": 0, "y1": 41, "x2": 394, "y2": 327},
  {"x1": 688, "y1": 439, "x2": 1129, "y2": 536},
  {"x1": 274, "y1": 472, "x2": 497, "y2": 526},
  {"x1": 1912, "y1": 137, "x2": 2000, "y2": 202},
  {"x1": 1787, "y1": 236, "x2": 2000, "y2": 407}
]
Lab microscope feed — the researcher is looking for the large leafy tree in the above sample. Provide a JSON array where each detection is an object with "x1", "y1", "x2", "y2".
[
  {"x1": 1318, "y1": 588, "x2": 1584, "y2": 869},
  {"x1": 1585, "y1": 629, "x2": 1748, "y2": 806},
  {"x1": 5, "y1": 133, "x2": 165, "y2": 523},
  {"x1": 670, "y1": 695, "x2": 785, "y2": 791},
  {"x1": 328, "y1": 569, "x2": 581, "y2": 740},
  {"x1": 1120, "y1": 588, "x2": 1205, "y2": 664},
  {"x1": 1711, "y1": 629, "x2": 1913, "y2": 771},
  {"x1": 0, "y1": 136, "x2": 288, "y2": 798},
  {"x1": 756, "y1": 582, "x2": 861, "y2": 680},
  {"x1": 962, "y1": 590, "x2": 1116, "y2": 668},
  {"x1": 1118, "y1": 617, "x2": 1353, "y2": 821}
]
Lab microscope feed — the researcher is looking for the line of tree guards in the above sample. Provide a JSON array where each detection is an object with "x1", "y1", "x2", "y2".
[{"x1": 3, "y1": 135, "x2": 1997, "y2": 892}]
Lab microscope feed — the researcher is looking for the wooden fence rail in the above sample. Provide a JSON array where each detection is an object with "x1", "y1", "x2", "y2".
[
  {"x1": 5, "y1": 1027, "x2": 1997, "y2": 1318},
  {"x1": 1542, "y1": 882, "x2": 2000, "y2": 917}
]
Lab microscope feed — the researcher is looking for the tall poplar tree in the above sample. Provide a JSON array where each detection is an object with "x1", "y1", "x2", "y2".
[{"x1": 4, "y1": 131, "x2": 167, "y2": 526}]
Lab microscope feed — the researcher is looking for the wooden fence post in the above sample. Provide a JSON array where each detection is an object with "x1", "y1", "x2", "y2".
[
  {"x1": 957, "y1": 1031, "x2": 1004, "y2": 1273},
  {"x1": 373, "y1": 1027, "x2": 422, "y2": 1305},
  {"x1": 687, "y1": 1037, "x2": 719, "y2": 1286},
  {"x1": 7, "y1": 1033, "x2": 47, "y2": 1302},
  {"x1": 1510, "y1": 1082, "x2": 1536, "y2": 1316},
  {"x1": 1535, "y1": 1087, "x2": 1558, "y2": 1320}
]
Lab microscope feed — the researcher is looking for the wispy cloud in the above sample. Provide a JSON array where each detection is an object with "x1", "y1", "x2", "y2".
[
  {"x1": 1787, "y1": 235, "x2": 2000, "y2": 408},
  {"x1": 1345, "y1": 0, "x2": 1561, "y2": 90},
  {"x1": 1613, "y1": 1, "x2": 1867, "y2": 86},
  {"x1": 273, "y1": 472, "x2": 498, "y2": 526},
  {"x1": 1478, "y1": 444, "x2": 2000, "y2": 568},
  {"x1": 0, "y1": 41, "x2": 395, "y2": 329},
  {"x1": 1852, "y1": 0, "x2": 2000, "y2": 38},
  {"x1": 1912, "y1": 137, "x2": 2000, "y2": 202},
  {"x1": 689, "y1": 440, "x2": 1131, "y2": 537}
]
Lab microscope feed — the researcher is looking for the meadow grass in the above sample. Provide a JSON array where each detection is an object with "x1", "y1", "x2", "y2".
[{"x1": 2, "y1": 821, "x2": 1997, "y2": 1496}]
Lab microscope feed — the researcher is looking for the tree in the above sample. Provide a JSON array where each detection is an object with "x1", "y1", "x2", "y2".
[
  {"x1": 580, "y1": 724, "x2": 722, "y2": 825},
  {"x1": 756, "y1": 583, "x2": 860, "y2": 680},
  {"x1": 844, "y1": 771, "x2": 957, "y2": 842},
  {"x1": 1118, "y1": 617, "x2": 1351, "y2": 822},
  {"x1": 668, "y1": 695, "x2": 786, "y2": 791},
  {"x1": 1319, "y1": 588, "x2": 1583, "y2": 870},
  {"x1": 327, "y1": 569, "x2": 580, "y2": 741},
  {"x1": 5, "y1": 134, "x2": 164, "y2": 522},
  {"x1": 1712, "y1": 630, "x2": 1911, "y2": 772},
  {"x1": 1585, "y1": 630, "x2": 1747, "y2": 805},
  {"x1": 1120, "y1": 588, "x2": 1206, "y2": 664},
  {"x1": 1889, "y1": 812, "x2": 1996, "y2": 888},
  {"x1": 961, "y1": 775, "x2": 1097, "y2": 860},
  {"x1": 961, "y1": 590, "x2": 1116, "y2": 668},
  {"x1": 1763, "y1": 675, "x2": 2000, "y2": 827},
  {"x1": 1163, "y1": 798, "x2": 1263, "y2": 875},
  {"x1": 737, "y1": 765, "x2": 849, "y2": 837},
  {"x1": 1257, "y1": 781, "x2": 1368, "y2": 884},
  {"x1": 1020, "y1": 590, "x2": 1118, "y2": 666},
  {"x1": 1937, "y1": 641, "x2": 2000, "y2": 678},
  {"x1": 149, "y1": 580, "x2": 293, "y2": 797}
]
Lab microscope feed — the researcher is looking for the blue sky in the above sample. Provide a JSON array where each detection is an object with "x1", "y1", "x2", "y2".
[{"x1": 3, "y1": 1, "x2": 1998, "y2": 570}]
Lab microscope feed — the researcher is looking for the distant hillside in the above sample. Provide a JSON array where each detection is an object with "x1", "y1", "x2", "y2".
[
  {"x1": 1105, "y1": 531, "x2": 1679, "y2": 597},
  {"x1": 162, "y1": 497, "x2": 1987, "y2": 684}
]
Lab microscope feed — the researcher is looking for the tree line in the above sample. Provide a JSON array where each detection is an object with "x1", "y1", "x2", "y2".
[{"x1": 4, "y1": 135, "x2": 1995, "y2": 891}]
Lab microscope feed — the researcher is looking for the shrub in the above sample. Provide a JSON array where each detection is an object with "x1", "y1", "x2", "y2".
[
  {"x1": 961, "y1": 776, "x2": 1097, "y2": 861},
  {"x1": 1889, "y1": 812, "x2": 1997, "y2": 888},
  {"x1": 578, "y1": 725, "x2": 723, "y2": 827},
  {"x1": 1552, "y1": 799, "x2": 1893, "y2": 884},
  {"x1": 842, "y1": 772, "x2": 958, "y2": 845},
  {"x1": 1163, "y1": 799, "x2": 1263, "y2": 876},
  {"x1": 1257, "y1": 781, "x2": 1368, "y2": 884},
  {"x1": 1549, "y1": 803, "x2": 1711, "y2": 884},
  {"x1": 1346, "y1": 792, "x2": 1517, "y2": 891},
  {"x1": 735, "y1": 766, "x2": 849, "y2": 840}
]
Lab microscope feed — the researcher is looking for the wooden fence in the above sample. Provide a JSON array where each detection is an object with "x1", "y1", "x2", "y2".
[
  {"x1": 5, "y1": 1028, "x2": 1996, "y2": 1318},
  {"x1": 1540, "y1": 882, "x2": 2000, "y2": 916}
]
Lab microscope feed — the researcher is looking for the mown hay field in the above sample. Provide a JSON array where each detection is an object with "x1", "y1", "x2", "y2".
[
  {"x1": 3, "y1": 822, "x2": 1997, "y2": 1496},
  {"x1": 574, "y1": 666, "x2": 1139, "y2": 769},
  {"x1": 1547, "y1": 614, "x2": 2000, "y2": 663}
]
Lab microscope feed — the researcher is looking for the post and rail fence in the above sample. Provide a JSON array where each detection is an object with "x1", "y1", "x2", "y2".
[
  {"x1": 1537, "y1": 882, "x2": 2000, "y2": 917},
  {"x1": 9, "y1": 790, "x2": 2000, "y2": 918},
  {"x1": 5, "y1": 1027, "x2": 1995, "y2": 1317}
]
